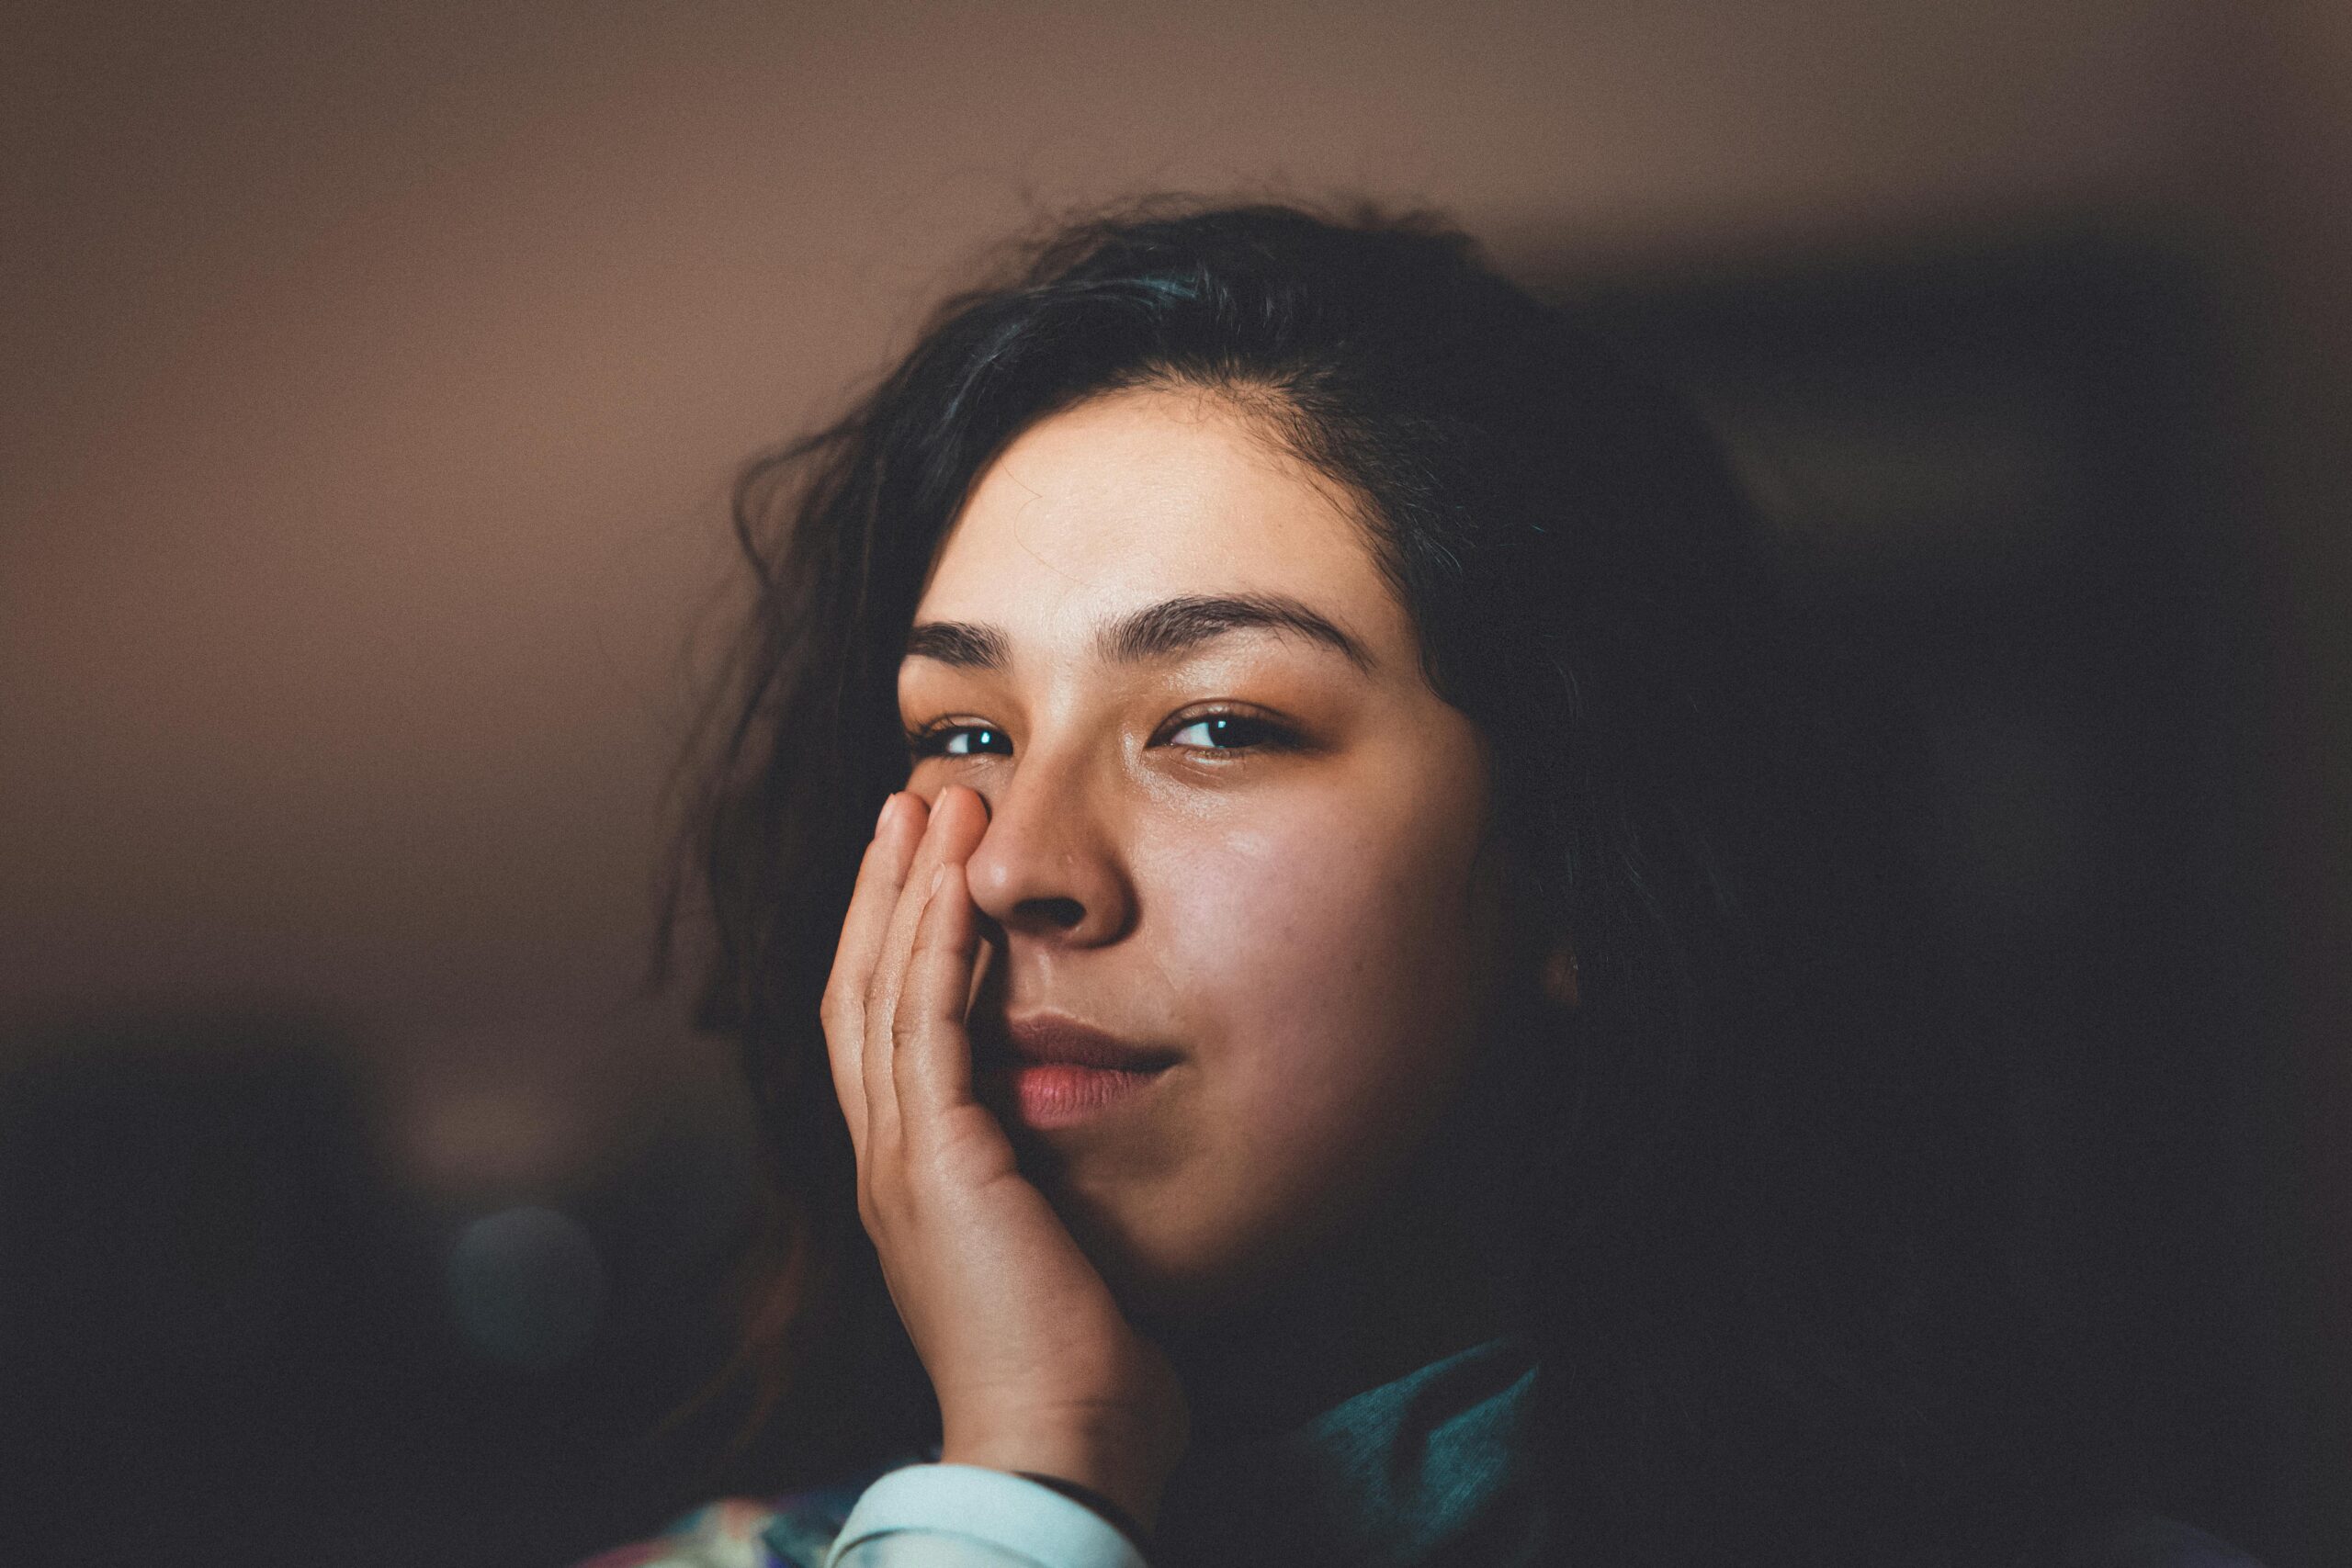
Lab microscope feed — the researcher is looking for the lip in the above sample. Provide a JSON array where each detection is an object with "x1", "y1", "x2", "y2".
[
  {"x1": 983, "y1": 1012, "x2": 1182, "y2": 1072},
  {"x1": 974, "y1": 1012, "x2": 1179, "y2": 1131}
]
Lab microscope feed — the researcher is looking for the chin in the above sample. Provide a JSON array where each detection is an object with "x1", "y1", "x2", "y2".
[
  {"x1": 1052, "y1": 1185, "x2": 1324, "y2": 1336},
  {"x1": 1034, "y1": 1179, "x2": 1230, "y2": 1326}
]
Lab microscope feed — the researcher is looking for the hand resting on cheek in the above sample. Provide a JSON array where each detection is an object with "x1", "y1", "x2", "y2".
[{"x1": 820, "y1": 782, "x2": 1190, "y2": 1535}]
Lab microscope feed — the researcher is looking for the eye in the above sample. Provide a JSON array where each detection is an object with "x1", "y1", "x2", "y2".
[
  {"x1": 1159, "y1": 710, "x2": 1295, "y2": 753},
  {"x1": 907, "y1": 723, "x2": 1012, "y2": 760}
]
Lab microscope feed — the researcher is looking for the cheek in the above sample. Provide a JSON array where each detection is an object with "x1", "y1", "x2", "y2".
[{"x1": 1136, "y1": 788, "x2": 1489, "y2": 1155}]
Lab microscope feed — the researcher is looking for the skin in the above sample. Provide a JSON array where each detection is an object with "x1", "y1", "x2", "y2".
[{"x1": 820, "y1": 385, "x2": 1531, "y2": 1529}]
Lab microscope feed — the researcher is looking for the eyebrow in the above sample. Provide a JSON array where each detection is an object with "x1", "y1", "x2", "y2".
[{"x1": 902, "y1": 592, "x2": 1374, "y2": 674}]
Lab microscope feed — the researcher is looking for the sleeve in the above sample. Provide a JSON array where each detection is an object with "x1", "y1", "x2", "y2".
[{"x1": 823, "y1": 1464, "x2": 1152, "y2": 1568}]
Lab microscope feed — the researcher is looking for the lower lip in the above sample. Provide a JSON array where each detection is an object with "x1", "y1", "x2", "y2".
[{"x1": 999, "y1": 1063, "x2": 1167, "y2": 1129}]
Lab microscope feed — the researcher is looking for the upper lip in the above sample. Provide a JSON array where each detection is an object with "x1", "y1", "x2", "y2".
[{"x1": 980, "y1": 1012, "x2": 1180, "y2": 1072}]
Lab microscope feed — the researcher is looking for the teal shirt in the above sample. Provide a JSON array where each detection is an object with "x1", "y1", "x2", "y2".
[
  {"x1": 579, "y1": 1335, "x2": 2261, "y2": 1568},
  {"x1": 1150, "y1": 1334, "x2": 1544, "y2": 1568}
]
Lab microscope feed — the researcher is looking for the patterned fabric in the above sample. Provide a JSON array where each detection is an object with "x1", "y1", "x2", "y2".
[
  {"x1": 571, "y1": 1474, "x2": 892, "y2": 1568},
  {"x1": 569, "y1": 1497, "x2": 792, "y2": 1568}
]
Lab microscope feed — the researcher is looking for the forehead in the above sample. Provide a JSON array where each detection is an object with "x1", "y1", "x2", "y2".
[{"x1": 914, "y1": 388, "x2": 1410, "y2": 662}]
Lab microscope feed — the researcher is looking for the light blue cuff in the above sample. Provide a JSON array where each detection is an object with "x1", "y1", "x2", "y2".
[{"x1": 823, "y1": 1464, "x2": 1149, "y2": 1568}]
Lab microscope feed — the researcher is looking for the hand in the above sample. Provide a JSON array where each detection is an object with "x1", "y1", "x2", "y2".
[{"x1": 820, "y1": 784, "x2": 1190, "y2": 1529}]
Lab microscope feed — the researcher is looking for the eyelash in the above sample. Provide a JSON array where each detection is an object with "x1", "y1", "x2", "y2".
[{"x1": 903, "y1": 706, "x2": 1299, "y2": 761}]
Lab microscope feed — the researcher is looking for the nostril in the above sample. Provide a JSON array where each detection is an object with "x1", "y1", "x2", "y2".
[{"x1": 1017, "y1": 896, "x2": 1085, "y2": 931}]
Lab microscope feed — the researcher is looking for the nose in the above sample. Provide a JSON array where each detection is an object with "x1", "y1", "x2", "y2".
[{"x1": 958, "y1": 749, "x2": 1136, "y2": 948}]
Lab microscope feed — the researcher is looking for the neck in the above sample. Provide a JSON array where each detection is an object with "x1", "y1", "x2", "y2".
[{"x1": 1148, "y1": 1122, "x2": 1525, "y2": 1446}]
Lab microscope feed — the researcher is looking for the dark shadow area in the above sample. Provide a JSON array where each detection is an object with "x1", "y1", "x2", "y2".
[
  {"x1": 0, "y1": 1006, "x2": 760, "y2": 1568},
  {"x1": 1553, "y1": 229, "x2": 2289, "y2": 1560}
]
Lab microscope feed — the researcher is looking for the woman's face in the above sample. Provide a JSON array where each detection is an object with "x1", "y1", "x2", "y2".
[{"x1": 899, "y1": 385, "x2": 1508, "y2": 1323}]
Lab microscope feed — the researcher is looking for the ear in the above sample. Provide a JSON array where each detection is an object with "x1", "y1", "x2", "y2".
[{"x1": 1539, "y1": 938, "x2": 1581, "y2": 1011}]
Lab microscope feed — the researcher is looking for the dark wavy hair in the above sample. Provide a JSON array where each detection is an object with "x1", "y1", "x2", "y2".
[{"x1": 667, "y1": 198, "x2": 2087, "y2": 1566}]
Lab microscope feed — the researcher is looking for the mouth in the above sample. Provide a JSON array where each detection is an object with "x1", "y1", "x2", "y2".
[{"x1": 972, "y1": 1011, "x2": 1180, "y2": 1131}]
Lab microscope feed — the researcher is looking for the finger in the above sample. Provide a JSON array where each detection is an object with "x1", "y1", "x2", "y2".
[
  {"x1": 865, "y1": 787, "x2": 988, "y2": 1144},
  {"x1": 863, "y1": 791, "x2": 945, "y2": 1149},
  {"x1": 897, "y1": 856, "x2": 982, "y2": 1121},
  {"x1": 824, "y1": 793, "x2": 921, "y2": 1151}
]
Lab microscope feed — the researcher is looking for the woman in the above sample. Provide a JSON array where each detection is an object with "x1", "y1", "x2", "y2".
[{"x1": 594, "y1": 202, "x2": 2260, "y2": 1567}]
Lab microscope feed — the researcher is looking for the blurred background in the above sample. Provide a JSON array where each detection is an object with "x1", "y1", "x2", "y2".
[{"x1": 3, "y1": 2, "x2": 2346, "y2": 1563}]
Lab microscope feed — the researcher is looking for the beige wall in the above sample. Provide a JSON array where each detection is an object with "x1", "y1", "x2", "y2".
[{"x1": 0, "y1": 0, "x2": 2214, "y2": 1053}]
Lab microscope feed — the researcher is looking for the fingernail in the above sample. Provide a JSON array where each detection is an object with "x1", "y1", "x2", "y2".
[
  {"x1": 875, "y1": 794, "x2": 896, "y2": 832},
  {"x1": 928, "y1": 863, "x2": 946, "y2": 895}
]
